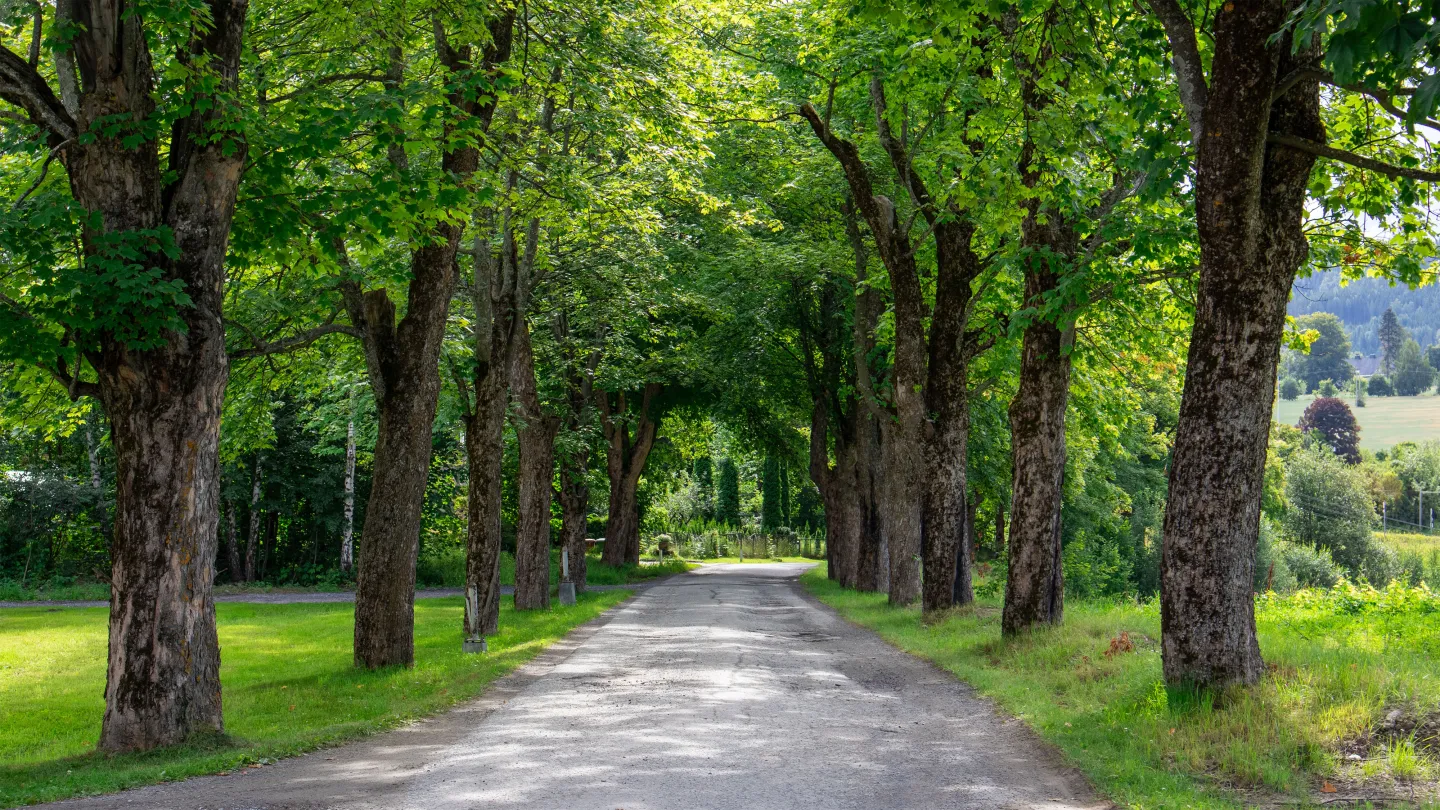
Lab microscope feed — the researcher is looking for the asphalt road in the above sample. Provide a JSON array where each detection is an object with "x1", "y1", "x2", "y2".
[{"x1": 40, "y1": 563, "x2": 1106, "y2": 810}]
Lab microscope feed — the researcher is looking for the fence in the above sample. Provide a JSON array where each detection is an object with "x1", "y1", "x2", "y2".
[{"x1": 652, "y1": 530, "x2": 827, "y2": 561}]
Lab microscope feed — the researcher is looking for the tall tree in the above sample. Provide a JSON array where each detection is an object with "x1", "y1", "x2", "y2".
[
  {"x1": 1379, "y1": 306, "x2": 1406, "y2": 374},
  {"x1": 0, "y1": 0, "x2": 249, "y2": 751}
]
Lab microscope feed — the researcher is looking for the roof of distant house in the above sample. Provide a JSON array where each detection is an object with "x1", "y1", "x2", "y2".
[{"x1": 1349, "y1": 355, "x2": 1382, "y2": 377}]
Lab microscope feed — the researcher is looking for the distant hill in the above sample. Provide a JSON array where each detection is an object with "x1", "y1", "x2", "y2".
[{"x1": 1289, "y1": 268, "x2": 1440, "y2": 354}]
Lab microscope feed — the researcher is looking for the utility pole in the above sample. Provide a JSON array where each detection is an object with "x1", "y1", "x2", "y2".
[{"x1": 1421, "y1": 491, "x2": 1440, "y2": 534}]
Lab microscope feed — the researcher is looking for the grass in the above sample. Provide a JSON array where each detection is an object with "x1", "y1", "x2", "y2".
[
  {"x1": 0, "y1": 550, "x2": 689, "y2": 603},
  {"x1": 802, "y1": 565, "x2": 1440, "y2": 809},
  {"x1": 0, "y1": 590, "x2": 629, "y2": 807},
  {"x1": 1273, "y1": 392, "x2": 1440, "y2": 449},
  {"x1": 686, "y1": 556, "x2": 818, "y2": 564}
]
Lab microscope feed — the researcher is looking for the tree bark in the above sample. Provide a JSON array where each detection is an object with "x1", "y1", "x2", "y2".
[
  {"x1": 224, "y1": 502, "x2": 243, "y2": 583},
  {"x1": 1002, "y1": 90, "x2": 1081, "y2": 633},
  {"x1": 1153, "y1": 0, "x2": 1323, "y2": 688},
  {"x1": 598, "y1": 385, "x2": 661, "y2": 566},
  {"x1": 340, "y1": 416, "x2": 356, "y2": 573},
  {"x1": 245, "y1": 455, "x2": 262, "y2": 582},
  {"x1": 558, "y1": 455, "x2": 590, "y2": 591},
  {"x1": 462, "y1": 366, "x2": 508, "y2": 639},
  {"x1": 854, "y1": 416, "x2": 885, "y2": 592},
  {"x1": 1002, "y1": 308, "x2": 1072, "y2": 635},
  {"x1": 511, "y1": 322, "x2": 557, "y2": 610}
]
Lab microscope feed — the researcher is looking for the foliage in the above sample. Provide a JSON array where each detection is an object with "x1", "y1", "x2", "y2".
[
  {"x1": 716, "y1": 458, "x2": 740, "y2": 527},
  {"x1": 1283, "y1": 445, "x2": 1376, "y2": 574},
  {"x1": 1369, "y1": 374, "x2": 1394, "y2": 396},
  {"x1": 1279, "y1": 378, "x2": 1301, "y2": 400},
  {"x1": 1291, "y1": 313, "x2": 1356, "y2": 390}
]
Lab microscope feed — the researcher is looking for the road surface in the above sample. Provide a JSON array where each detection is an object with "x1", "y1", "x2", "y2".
[{"x1": 41, "y1": 563, "x2": 1106, "y2": 809}]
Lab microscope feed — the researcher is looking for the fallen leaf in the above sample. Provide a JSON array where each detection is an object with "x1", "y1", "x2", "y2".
[
  {"x1": 288, "y1": 705, "x2": 296, "y2": 711},
  {"x1": 1321, "y1": 781, "x2": 1337, "y2": 794}
]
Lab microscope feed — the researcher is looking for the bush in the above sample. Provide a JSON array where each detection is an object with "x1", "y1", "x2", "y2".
[
  {"x1": 1317, "y1": 379, "x2": 1338, "y2": 397},
  {"x1": 1393, "y1": 338, "x2": 1436, "y2": 395},
  {"x1": 1255, "y1": 518, "x2": 1297, "y2": 592},
  {"x1": 1368, "y1": 375, "x2": 1393, "y2": 396},
  {"x1": 1360, "y1": 542, "x2": 1402, "y2": 586},
  {"x1": 416, "y1": 546, "x2": 466, "y2": 587},
  {"x1": 1276, "y1": 540, "x2": 1343, "y2": 589},
  {"x1": 1283, "y1": 446, "x2": 1375, "y2": 573},
  {"x1": 1279, "y1": 378, "x2": 1302, "y2": 400}
]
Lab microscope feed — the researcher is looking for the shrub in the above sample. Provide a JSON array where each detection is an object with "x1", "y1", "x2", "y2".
[
  {"x1": 1368, "y1": 374, "x2": 1393, "y2": 396},
  {"x1": 1284, "y1": 446, "x2": 1375, "y2": 573},
  {"x1": 1276, "y1": 540, "x2": 1343, "y2": 589},
  {"x1": 1279, "y1": 378, "x2": 1301, "y2": 400},
  {"x1": 1256, "y1": 518, "x2": 1297, "y2": 592},
  {"x1": 1317, "y1": 379, "x2": 1338, "y2": 397},
  {"x1": 1360, "y1": 543, "x2": 1403, "y2": 586}
]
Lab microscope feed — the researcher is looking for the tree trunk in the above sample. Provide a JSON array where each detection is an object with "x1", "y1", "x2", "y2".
[
  {"x1": 348, "y1": 11, "x2": 512, "y2": 670},
  {"x1": 854, "y1": 418, "x2": 885, "y2": 593},
  {"x1": 340, "y1": 416, "x2": 356, "y2": 573},
  {"x1": 84, "y1": 412, "x2": 110, "y2": 539},
  {"x1": 598, "y1": 386, "x2": 661, "y2": 567},
  {"x1": 1155, "y1": 0, "x2": 1322, "y2": 689},
  {"x1": 352, "y1": 248, "x2": 458, "y2": 669},
  {"x1": 512, "y1": 323, "x2": 557, "y2": 610},
  {"x1": 920, "y1": 224, "x2": 979, "y2": 614},
  {"x1": 808, "y1": 399, "x2": 859, "y2": 587},
  {"x1": 224, "y1": 503, "x2": 243, "y2": 583},
  {"x1": 1002, "y1": 313, "x2": 1072, "y2": 635},
  {"x1": 245, "y1": 455, "x2": 262, "y2": 582},
  {"x1": 559, "y1": 455, "x2": 590, "y2": 591},
  {"x1": 463, "y1": 368, "x2": 508, "y2": 640}
]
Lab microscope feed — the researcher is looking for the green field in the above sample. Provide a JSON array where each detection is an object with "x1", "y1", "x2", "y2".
[
  {"x1": 0, "y1": 592, "x2": 628, "y2": 807},
  {"x1": 1274, "y1": 392, "x2": 1439, "y2": 449}
]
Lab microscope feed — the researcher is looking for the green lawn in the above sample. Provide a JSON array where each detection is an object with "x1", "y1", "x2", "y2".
[
  {"x1": 0, "y1": 591, "x2": 629, "y2": 807},
  {"x1": 687, "y1": 556, "x2": 818, "y2": 564},
  {"x1": 1274, "y1": 392, "x2": 1439, "y2": 449},
  {"x1": 0, "y1": 550, "x2": 688, "y2": 602},
  {"x1": 803, "y1": 566, "x2": 1440, "y2": 809}
]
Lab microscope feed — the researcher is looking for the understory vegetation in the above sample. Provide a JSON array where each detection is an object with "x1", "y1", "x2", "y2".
[
  {"x1": 805, "y1": 567, "x2": 1440, "y2": 809},
  {"x1": 0, "y1": 592, "x2": 628, "y2": 807}
]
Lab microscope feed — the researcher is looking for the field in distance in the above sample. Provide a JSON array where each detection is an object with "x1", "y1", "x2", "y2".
[{"x1": 1274, "y1": 392, "x2": 1438, "y2": 450}]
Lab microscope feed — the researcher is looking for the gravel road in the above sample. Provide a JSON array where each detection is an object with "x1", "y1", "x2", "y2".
[{"x1": 37, "y1": 563, "x2": 1106, "y2": 810}]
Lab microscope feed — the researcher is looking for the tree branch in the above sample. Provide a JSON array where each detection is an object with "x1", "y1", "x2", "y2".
[
  {"x1": 1145, "y1": 0, "x2": 1208, "y2": 144},
  {"x1": 262, "y1": 72, "x2": 388, "y2": 105},
  {"x1": 1268, "y1": 133, "x2": 1440, "y2": 183},
  {"x1": 227, "y1": 321, "x2": 362, "y2": 359},
  {"x1": 0, "y1": 45, "x2": 75, "y2": 142}
]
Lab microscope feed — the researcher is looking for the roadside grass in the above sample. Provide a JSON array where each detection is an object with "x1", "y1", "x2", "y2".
[
  {"x1": 0, "y1": 550, "x2": 687, "y2": 602},
  {"x1": 1273, "y1": 392, "x2": 1439, "y2": 450},
  {"x1": 802, "y1": 565, "x2": 1440, "y2": 809},
  {"x1": 686, "y1": 556, "x2": 818, "y2": 564},
  {"x1": 0, "y1": 590, "x2": 628, "y2": 807}
]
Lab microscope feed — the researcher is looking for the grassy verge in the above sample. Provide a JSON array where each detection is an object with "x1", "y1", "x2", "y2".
[
  {"x1": 802, "y1": 565, "x2": 1440, "y2": 809},
  {"x1": 0, "y1": 590, "x2": 628, "y2": 807},
  {"x1": 0, "y1": 551, "x2": 689, "y2": 602},
  {"x1": 686, "y1": 556, "x2": 819, "y2": 564}
]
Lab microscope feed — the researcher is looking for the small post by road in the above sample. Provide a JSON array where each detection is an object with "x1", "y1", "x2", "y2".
[
  {"x1": 559, "y1": 549, "x2": 576, "y2": 606},
  {"x1": 463, "y1": 586, "x2": 487, "y2": 653}
]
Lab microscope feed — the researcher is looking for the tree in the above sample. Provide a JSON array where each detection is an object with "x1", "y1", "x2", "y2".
[
  {"x1": 761, "y1": 455, "x2": 782, "y2": 531},
  {"x1": 598, "y1": 385, "x2": 663, "y2": 566},
  {"x1": 1280, "y1": 379, "x2": 1302, "y2": 400},
  {"x1": 0, "y1": 0, "x2": 249, "y2": 751},
  {"x1": 1379, "y1": 307, "x2": 1407, "y2": 374},
  {"x1": 1393, "y1": 339, "x2": 1436, "y2": 395},
  {"x1": 1368, "y1": 375, "x2": 1393, "y2": 396},
  {"x1": 1298, "y1": 397, "x2": 1362, "y2": 464},
  {"x1": 717, "y1": 458, "x2": 740, "y2": 527},
  {"x1": 1293, "y1": 313, "x2": 1355, "y2": 391},
  {"x1": 1148, "y1": 0, "x2": 1325, "y2": 689}
]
